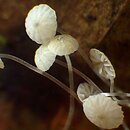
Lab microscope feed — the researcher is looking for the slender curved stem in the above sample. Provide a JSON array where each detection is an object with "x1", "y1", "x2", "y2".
[
  {"x1": 63, "y1": 55, "x2": 75, "y2": 130},
  {"x1": 0, "y1": 53, "x2": 79, "y2": 103},
  {"x1": 109, "y1": 78, "x2": 118, "y2": 101}
]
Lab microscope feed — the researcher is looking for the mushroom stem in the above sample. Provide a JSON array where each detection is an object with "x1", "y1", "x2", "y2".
[
  {"x1": 0, "y1": 53, "x2": 80, "y2": 103},
  {"x1": 110, "y1": 79, "x2": 116, "y2": 101},
  {"x1": 110, "y1": 78, "x2": 114, "y2": 93},
  {"x1": 63, "y1": 55, "x2": 75, "y2": 130}
]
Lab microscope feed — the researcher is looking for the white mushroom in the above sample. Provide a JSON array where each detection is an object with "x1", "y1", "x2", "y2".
[
  {"x1": 0, "y1": 58, "x2": 4, "y2": 69},
  {"x1": 83, "y1": 94, "x2": 124, "y2": 129},
  {"x1": 77, "y1": 82, "x2": 101, "y2": 102},
  {"x1": 34, "y1": 44, "x2": 56, "y2": 71},
  {"x1": 89, "y1": 48, "x2": 116, "y2": 80},
  {"x1": 48, "y1": 34, "x2": 79, "y2": 56},
  {"x1": 25, "y1": 4, "x2": 57, "y2": 44}
]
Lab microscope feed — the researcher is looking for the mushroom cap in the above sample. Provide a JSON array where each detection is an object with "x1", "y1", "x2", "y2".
[
  {"x1": 83, "y1": 94, "x2": 124, "y2": 129},
  {"x1": 48, "y1": 34, "x2": 79, "y2": 56},
  {"x1": 25, "y1": 4, "x2": 57, "y2": 44},
  {"x1": 0, "y1": 58, "x2": 4, "y2": 69},
  {"x1": 89, "y1": 48, "x2": 116, "y2": 79},
  {"x1": 77, "y1": 82, "x2": 101, "y2": 102},
  {"x1": 34, "y1": 44, "x2": 56, "y2": 71}
]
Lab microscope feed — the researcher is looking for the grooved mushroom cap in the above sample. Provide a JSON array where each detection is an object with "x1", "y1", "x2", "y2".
[
  {"x1": 77, "y1": 82, "x2": 101, "y2": 102},
  {"x1": 34, "y1": 45, "x2": 56, "y2": 71},
  {"x1": 0, "y1": 59, "x2": 4, "y2": 69},
  {"x1": 83, "y1": 94, "x2": 124, "y2": 129},
  {"x1": 89, "y1": 48, "x2": 116, "y2": 79},
  {"x1": 48, "y1": 34, "x2": 79, "y2": 56},
  {"x1": 25, "y1": 4, "x2": 57, "y2": 44}
]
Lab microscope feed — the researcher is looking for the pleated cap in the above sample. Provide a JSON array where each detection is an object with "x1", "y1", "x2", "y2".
[
  {"x1": 89, "y1": 48, "x2": 116, "y2": 79},
  {"x1": 83, "y1": 94, "x2": 124, "y2": 129},
  {"x1": 25, "y1": 4, "x2": 57, "y2": 44},
  {"x1": 0, "y1": 59, "x2": 4, "y2": 69},
  {"x1": 34, "y1": 44, "x2": 56, "y2": 71}
]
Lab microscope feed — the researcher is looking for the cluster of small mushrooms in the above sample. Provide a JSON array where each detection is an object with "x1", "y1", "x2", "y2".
[{"x1": 1, "y1": 4, "x2": 130, "y2": 130}]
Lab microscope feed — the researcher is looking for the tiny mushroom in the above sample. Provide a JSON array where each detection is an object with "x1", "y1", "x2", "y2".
[
  {"x1": 34, "y1": 45, "x2": 56, "y2": 71},
  {"x1": 77, "y1": 82, "x2": 101, "y2": 102},
  {"x1": 0, "y1": 58, "x2": 4, "y2": 69},
  {"x1": 89, "y1": 48, "x2": 116, "y2": 80},
  {"x1": 25, "y1": 4, "x2": 57, "y2": 45},
  {"x1": 83, "y1": 94, "x2": 124, "y2": 129}
]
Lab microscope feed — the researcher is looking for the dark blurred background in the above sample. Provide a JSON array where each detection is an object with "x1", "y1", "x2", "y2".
[{"x1": 0, "y1": 0, "x2": 130, "y2": 130}]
